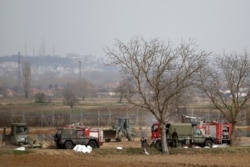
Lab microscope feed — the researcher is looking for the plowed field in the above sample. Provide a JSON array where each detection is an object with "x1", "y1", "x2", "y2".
[
  {"x1": 1, "y1": 151, "x2": 250, "y2": 167},
  {"x1": 1, "y1": 139, "x2": 250, "y2": 167}
]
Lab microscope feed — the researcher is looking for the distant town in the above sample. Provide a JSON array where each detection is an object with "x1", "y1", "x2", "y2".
[{"x1": 0, "y1": 53, "x2": 122, "y2": 98}]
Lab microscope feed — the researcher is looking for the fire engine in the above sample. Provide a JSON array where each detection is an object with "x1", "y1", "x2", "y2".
[
  {"x1": 197, "y1": 122, "x2": 232, "y2": 144},
  {"x1": 181, "y1": 115, "x2": 232, "y2": 144}
]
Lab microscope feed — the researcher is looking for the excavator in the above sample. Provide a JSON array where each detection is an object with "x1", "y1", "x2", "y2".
[{"x1": 103, "y1": 118, "x2": 135, "y2": 142}]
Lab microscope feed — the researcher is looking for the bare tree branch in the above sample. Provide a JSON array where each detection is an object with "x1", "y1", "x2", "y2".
[
  {"x1": 105, "y1": 37, "x2": 208, "y2": 153},
  {"x1": 197, "y1": 51, "x2": 250, "y2": 145}
]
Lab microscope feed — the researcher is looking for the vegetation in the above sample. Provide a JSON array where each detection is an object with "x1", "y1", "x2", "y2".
[
  {"x1": 35, "y1": 93, "x2": 46, "y2": 103},
  {"x1": 0, "y1": 149, "x2": 33, "y2": 156},
  {"x1": 197, "y1": 52, "x2": 250, "y2": 146},
  {"x1": 105, "y1": 37, "x2": 209, "y2": 154},
  {"x1": 63, "y1": 83, "x2": 79, "y2": 108}
]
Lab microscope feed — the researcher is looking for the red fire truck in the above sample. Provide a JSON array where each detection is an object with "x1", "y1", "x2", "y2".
[
  {"x1": 181, "y1": 115, "x2": 232, "y2": 144},
  {"x1": 197, "y1": 122, "x2": 232, "y2": 144}
]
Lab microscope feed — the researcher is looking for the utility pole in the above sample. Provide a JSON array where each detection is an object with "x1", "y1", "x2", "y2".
[
  {"x1": 79, "y1": 60, "x2": 82, "y2": 99},
  {"x1": 17, "y1": 52, "x2": 21, "y2": 95},
  {"x1": 79, "y1": 60, "x2": 81, "y2": 81}
]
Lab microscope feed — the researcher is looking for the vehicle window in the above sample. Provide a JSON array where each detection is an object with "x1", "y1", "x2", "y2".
[
  {"x1": 23, "y1": 126, "x2": 28, "y2": 134},
  {"x1": 77, "y1": 131, "x2": 85, "y2": 138},
  {"x1": 63, "y1": 129, "x2": 75, "y2": 137},
  {"x1": 16, "y1": 126, "x2": 28, "y2": 134},
  {"x1": 151, "y1": 125, "x2": 158, "y2": 132},
  {"x1": 56, "y1": 130, "x2": 62, "y2": 137},
  {"x1": 194, "y1": 129, "x2": 202, "y2": 135}
]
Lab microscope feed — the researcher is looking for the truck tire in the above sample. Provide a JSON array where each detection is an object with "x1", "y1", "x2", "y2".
[
  {"x1": 149, "y1": 143, "x2": 155, "y2": 147},
  {"x1": 178, "y1": 140, "x2": 184, "y2": 147},
  {"x1": 204, "y1": 140, "x2": 213, "y2": 148},
  {"x1": 64, "y1": 141, "x2": 74, "y2": 149},
  {"x1": 155, "y1": 141, "x2": 162, "y2": 150},
  {"x1": 105, "y1": 138, "x2": 111, "y2": 142},
  {"x1": 116, "y1": 137, "x2": 122, "y2": 142},
  {"x1": 56, "y1": 143, "x2": 62, "y2": 149},
  {"x1": 88, "y1": 140, "x2": 98, "y2": 149}
]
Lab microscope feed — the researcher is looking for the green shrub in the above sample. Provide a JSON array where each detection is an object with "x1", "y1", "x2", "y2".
[{"x1": 35, "y1": 92, "x2": 46, "y2": 103}]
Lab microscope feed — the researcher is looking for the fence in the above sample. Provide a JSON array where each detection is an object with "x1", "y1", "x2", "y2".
[
  {"x1": 0, "y1": 107, "x2": 249, "y2": 136},
  {"x1": 0, "y1": 109, "x2": 155, "y2": 128}
]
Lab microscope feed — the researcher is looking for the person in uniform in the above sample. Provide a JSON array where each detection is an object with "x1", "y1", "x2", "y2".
[{"x1": 172, "y1": 129, "x2": 178, "y2": 147}]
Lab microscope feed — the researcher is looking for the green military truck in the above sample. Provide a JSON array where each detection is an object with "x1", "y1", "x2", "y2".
[{"x1": 150, "y1": 122, "x2": 215, "y2": 149}]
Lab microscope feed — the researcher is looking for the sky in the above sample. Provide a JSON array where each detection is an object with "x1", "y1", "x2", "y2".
[{"x1": 1, "y1": 0, "x2": 250, "y2": 57}]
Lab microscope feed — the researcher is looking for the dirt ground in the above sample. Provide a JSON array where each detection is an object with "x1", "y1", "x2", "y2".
[{"x1": 1, "y1": 138, "x2": 250, "y2": 167}]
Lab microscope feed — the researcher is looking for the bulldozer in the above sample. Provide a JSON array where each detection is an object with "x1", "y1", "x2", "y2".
[
  {"x1": 2, "y1": 123, "x2": 42, "y2": 148},
  {"x1": 103, "y1": 118, "x2": 135, "y2": 142}
]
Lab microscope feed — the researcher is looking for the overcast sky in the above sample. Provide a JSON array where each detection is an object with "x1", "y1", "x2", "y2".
[{"x1": 1, "y1": 0, "x2": 250, "y2": 57}]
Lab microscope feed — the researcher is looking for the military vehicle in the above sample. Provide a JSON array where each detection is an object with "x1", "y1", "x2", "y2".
[
  {"x1": 150, "y1": 122, "x2": 215, "y2": 149},
  {"x1": 2, "y1": 123, "x2": 42, "y2": 148},
  {"x1": 54, "y1": 127, "x2": 101, "y2": 149},
  {"x1": 103, "y1": 118, "x2": 135, "y2": 142}
]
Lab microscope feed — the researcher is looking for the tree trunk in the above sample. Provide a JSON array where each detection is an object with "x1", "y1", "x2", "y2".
[
  {"x1": 160, "y1": 123, "x2": 169, "y2": 154},
  {"x1": 230, "y1": 123, "x2": 236, "y2": 146},
  {"x1": 118, "y1": 92, "x2": 124, "y2": 103}
]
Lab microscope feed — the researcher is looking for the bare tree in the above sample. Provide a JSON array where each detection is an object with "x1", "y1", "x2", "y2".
[
  {"x1": 114, "y1": 78, "x2": 135, "y2": 103},
  {"x1": 63, "y1": 83, "x2": 78, "y2": 108},
  {"x1": 22, "y1": 60, "x2": 31, "y2": 99},
  {"x1": 197, "y1": 51, "x2": 250, "y2": 145},
  {"x1": 74, "y1": 79, "x2": 92, "y2": 101},
  {"x1": 105, "y1": 37, "x2": 208, "y2": 153}
]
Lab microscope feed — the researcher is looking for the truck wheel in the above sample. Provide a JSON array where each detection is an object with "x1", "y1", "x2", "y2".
[
  {"x1": 64, "y1": 141, "x2": 73, "y2": 149},
  {"x1": 178, "y1": 140, "x2": 184, "y2": 147},
  {"x1": 204, "y1": 140, "x2": 213, "y2": 148},
  {"x1": 116, "y1": 136, "x2": 122, "y2": 142},
  {"x1": 105, "y1": 138, "x2": 111, "y2": 142},
  {"x1": 149, "y1": 143, "x2": 155, "y2": 147},
  {"x1": 88, "y1": 140, "x2": 98, "y2": 149},
  {"x1": 155, "y1": 141, "x2": 162, "y2": 150},
  {"x1": 56, "y1": 143, "x2": 62, "y2": 149}
]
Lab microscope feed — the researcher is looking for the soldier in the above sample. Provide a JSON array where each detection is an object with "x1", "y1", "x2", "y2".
[
  {"x1": 172, "y1": 129, "x2": 178, "y2": 147},
  {"x1": 140, "y1": 137, "x2": 149, "y2": 148}
]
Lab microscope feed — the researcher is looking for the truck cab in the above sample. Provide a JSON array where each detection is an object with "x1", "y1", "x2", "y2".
[
  {"x1": 2, "y1": 123, "x2": 41, "y2": 148},
  {"x1": 3, "y1": 123, "x2": 29, "y2": 145}
]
